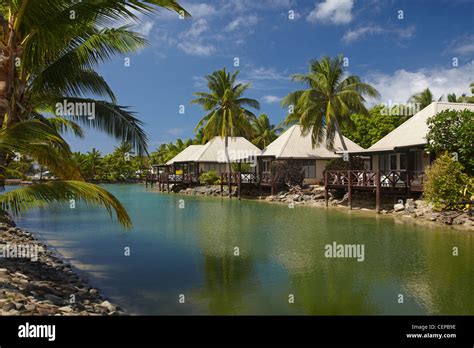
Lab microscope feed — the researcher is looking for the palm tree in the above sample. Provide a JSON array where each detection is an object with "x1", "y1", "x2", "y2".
[
  {"x1": 192, "y1": 68, "x2": 260, "y2": 169},
  {"x1": 0, "y1": 0, "x2": 188, "y2": 226},
  {"x1": 0, "y1": 120, "x2": 131, "y2": 227},
  {"x1": 85, "y1": 148, "x2": 102, "y2": 179},
  {"x1": 409, "y1": 88, "x2": 435, "y2": 109},
  {"x1": 282, "y1": 55, "x2": 379, "y2": 150},
  {"x1": 251, "y1": 114, "x2": 282, "y2": 149}
]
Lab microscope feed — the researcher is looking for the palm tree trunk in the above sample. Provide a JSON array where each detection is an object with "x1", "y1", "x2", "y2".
[
  {"x1": 225, "y1": 135, "x2": 230, "y2": 172},
  {"x1": 334, "y1": 119, "x2": 348, "y2": 151}
]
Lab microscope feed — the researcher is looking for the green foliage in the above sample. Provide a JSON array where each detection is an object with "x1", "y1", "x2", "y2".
[
  {"x1": 424, "y1": 153, "x2": 473, "y2": 210},
  {"x1": 199, "y1": 171, "x2": 220, "y2": 185},
  {"x1": 341, "y1": 105, "x2": 410, "y2": 148},
  {"x1": 426, "y1": 109, "x2": 474, "y2": 175},
  {"x1": 325, "y1": 157, "x2": 366, "y2": 171},
  {"x1": 409, "y1": 88, "x2": 435, "y2": 109},
  {"x1": 251, "y1": 114, "x2": 282, "y2": 149},
  {"x1": 230, "y1": 163, "x2": 252, "y2": 173},
  {"x1": 150, "y1": 138, "x2": 193, "y2": 165}
]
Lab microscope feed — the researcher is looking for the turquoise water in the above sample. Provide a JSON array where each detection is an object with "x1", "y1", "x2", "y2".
[{"x1": 14, "y1": 184, "x2": 474, "y2": 315}]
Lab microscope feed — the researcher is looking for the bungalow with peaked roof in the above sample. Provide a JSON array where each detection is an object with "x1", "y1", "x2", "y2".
[
  {"x1": 344, "y1": 101, "x2": 474, "y2": 173},
  {"x1": 259, "y1": 125, "x2": 365, "y2": 185},
  {"x1": 150, "y1": 136, "x2": 261, "y2": 189},
  {"x1": 326, "y1": 101, "x2": 474, "y2": 212}
]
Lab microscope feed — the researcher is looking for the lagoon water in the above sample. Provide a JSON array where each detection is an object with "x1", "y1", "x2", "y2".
[{"x1": 15, "y1": 184, "x2": 474, "y2": 315}]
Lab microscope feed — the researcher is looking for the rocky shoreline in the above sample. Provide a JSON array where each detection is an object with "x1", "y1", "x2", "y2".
[
  {"x1": 0, "y1": 220, "x2": 124, "y2": 316},
  {"x1": 158, "y1": 184, "x2": 474, "y2": 230}
]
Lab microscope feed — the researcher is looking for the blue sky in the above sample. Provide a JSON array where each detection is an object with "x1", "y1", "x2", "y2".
[{"x1": 68, "y1": 0, "x2": 474, "y2": 153}]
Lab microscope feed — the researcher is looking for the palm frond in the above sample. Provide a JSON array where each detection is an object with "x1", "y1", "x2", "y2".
[{"x1": 0, "y1": 181, "x2": 132, "y2": 228}]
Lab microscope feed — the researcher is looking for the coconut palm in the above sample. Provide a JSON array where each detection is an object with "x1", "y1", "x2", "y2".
[
  {"x1": 282, "y1": 55, "x2": 379, "y2": 150},
  {"x1": 192, "y1": 68, "x2": 260, "y2": 168},
  {"x1": 251, "y1": 114, "x2": 282, "y2": 149},
  {"x1": 84, "y1": 148, "x2": 102, "y2": 179},
  {"x1": 0, "y1": 0, "x2": 189, "y2": 189},
  {"x1": 409, "y1": 88, "x2": 435, "y2": 109},
  {"x1": 0, "y1": 119, "x2": 131, "y2": 227}
]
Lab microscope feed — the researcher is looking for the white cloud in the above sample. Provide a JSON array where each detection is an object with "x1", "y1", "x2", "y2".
[
  {"x1": 247, "y1": 67, "x2": 289, "y2": 80},
  {"x1": 225, "y1": 15, "x2": 259, "y2": 32},
  {"x1": 366, "y1": 62, "x2": 474, "y2": 105},
  {"x1": 177, "y1": 41, "x2": 216, "y2": 56},
  {"x1": 262, "y1": 95, "x2": 281, "y2": 104},
  {"x1": 183, "y1": 18, "x2": 209, "y2": 38},
  {"x1": 342, "y1": 25, "x2": 415, "y2": 43},
  {"x1": 447, "y1": 35, "x2": 474, "y2": 56},
  {"x1": 159, "y1": 2, "x2": 217, "y2": 20},
  {"x1": 183, "y1": 2, "x2": 217, "y2": 18},
  {"x1": 135, "y1": 20, "x2": 154, "y2": 36},
  {"x1": 307, "y1": 0, "x2": 354, "y2": 25}
]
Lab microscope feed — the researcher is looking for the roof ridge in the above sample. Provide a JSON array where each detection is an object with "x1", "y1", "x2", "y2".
[
  {"x1": 195, "y1": 137, "x2": 214, "y2": 161},
  {"x1": 277, "y1": 125, "x2": 297, "y2": 158}
]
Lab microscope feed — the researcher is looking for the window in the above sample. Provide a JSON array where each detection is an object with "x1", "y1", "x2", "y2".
[
  {"x1": 399, "y1": 154, "x2": 407, "y2": 170},
  {"x1": 389, "y1": 154, "x2": 397, "y2": 170},
  {"x1": 262, "y1": 159, "x2": 271, "y2": 173},
  {"x1": 301, "y1": 160, "x2": 316, "y2": 178}
]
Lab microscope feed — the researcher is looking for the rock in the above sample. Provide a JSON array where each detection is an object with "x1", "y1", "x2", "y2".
[
  {"x1": 3, "y1": 302, "x2": 15, "y2": 311},
  {"x1": 24, "y1": 304, "x2": 36, "y2": 311},
  {"x1": 89, "y1": 288, "x2": 98, "y2": 296},
  {"x1": 44, "y1": 294, "x2": 64, "y2": 305},
  {"x1": 405, "y1": 199, "x2": 416, "y2": 213},
  {"x1": 394, "y1": 203, "x2": 405, "y2": 212},
  {"x1": 99, "y1": 300, "x2": 115, "y2": 312},
  {"x1": 59, "y1": 306, "x2": 74, "y2": 313}
]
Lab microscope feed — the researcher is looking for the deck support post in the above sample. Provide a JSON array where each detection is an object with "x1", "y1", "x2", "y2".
[
  {"x1": 220, "y1": 173, "x2": 224, "y2": 196},
  {"x1": 324, "y1": 170, "x2": 329, "y2": 207},
  {"x1": 228, "y1": 173, "x2": 232, "y2": 198},
  {"x1": 238, "y1": 176, "x2": 241, "y2": 200},
  {"x1": 348, "y1": 170, "x2": 352, "y2": 210},
  {"x1": 376, "y1": 171, "x2": 381, "y2": 213}
]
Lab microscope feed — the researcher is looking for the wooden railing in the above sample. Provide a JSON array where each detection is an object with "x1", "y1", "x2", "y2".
[
  {"x1": 220, "y1": 172, "x2": 258, "y2": 184},
  {"x1": 326, "y1": 170, "x2": 425, "y2": 191}
]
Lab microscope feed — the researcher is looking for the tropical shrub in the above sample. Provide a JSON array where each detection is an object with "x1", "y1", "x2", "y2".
[
  {"x1": 424, "y1": 153, "x2": 473, "y2": 210},
  {"x1": 270, "y1": 159, "x2": 304, "y2": 187},
  {"x1": 426, "y1": 109, "x2": 474, "y2": 175},
  {"x1": 199, "y1": 171, "x2": 220, "y2": 185},
  {"x1": 230, "y1": 163, "x2": 252, "y2": 173}
]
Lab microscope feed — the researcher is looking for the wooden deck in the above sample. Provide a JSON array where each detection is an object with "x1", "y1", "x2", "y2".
[{"x1": 324, "y1": 170, "x2": 426, "y2": 212}]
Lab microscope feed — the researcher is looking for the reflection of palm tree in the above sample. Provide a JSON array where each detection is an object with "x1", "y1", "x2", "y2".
[
  {"x1": 200, "y1": 254, "x2": 255, "y2": 314},
  {"x1": 191, "y1": 201, "x2": 269, "y2": 314}
]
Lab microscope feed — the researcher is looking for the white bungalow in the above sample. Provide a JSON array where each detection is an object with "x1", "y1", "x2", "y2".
[
  {"x1": 259, "y1": 125, "x2": 365, "y2": 184},
  {"x1": 345, "y1": 102, "x2": 474, "y2": 173},
  {"x1": 153, "y1": 136, "x2": 261, "y2": 182}
]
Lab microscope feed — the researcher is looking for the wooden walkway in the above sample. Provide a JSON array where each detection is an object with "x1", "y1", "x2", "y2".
[{"x1": 324, "y1": 170, "x2": 426, "y2": 212}]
